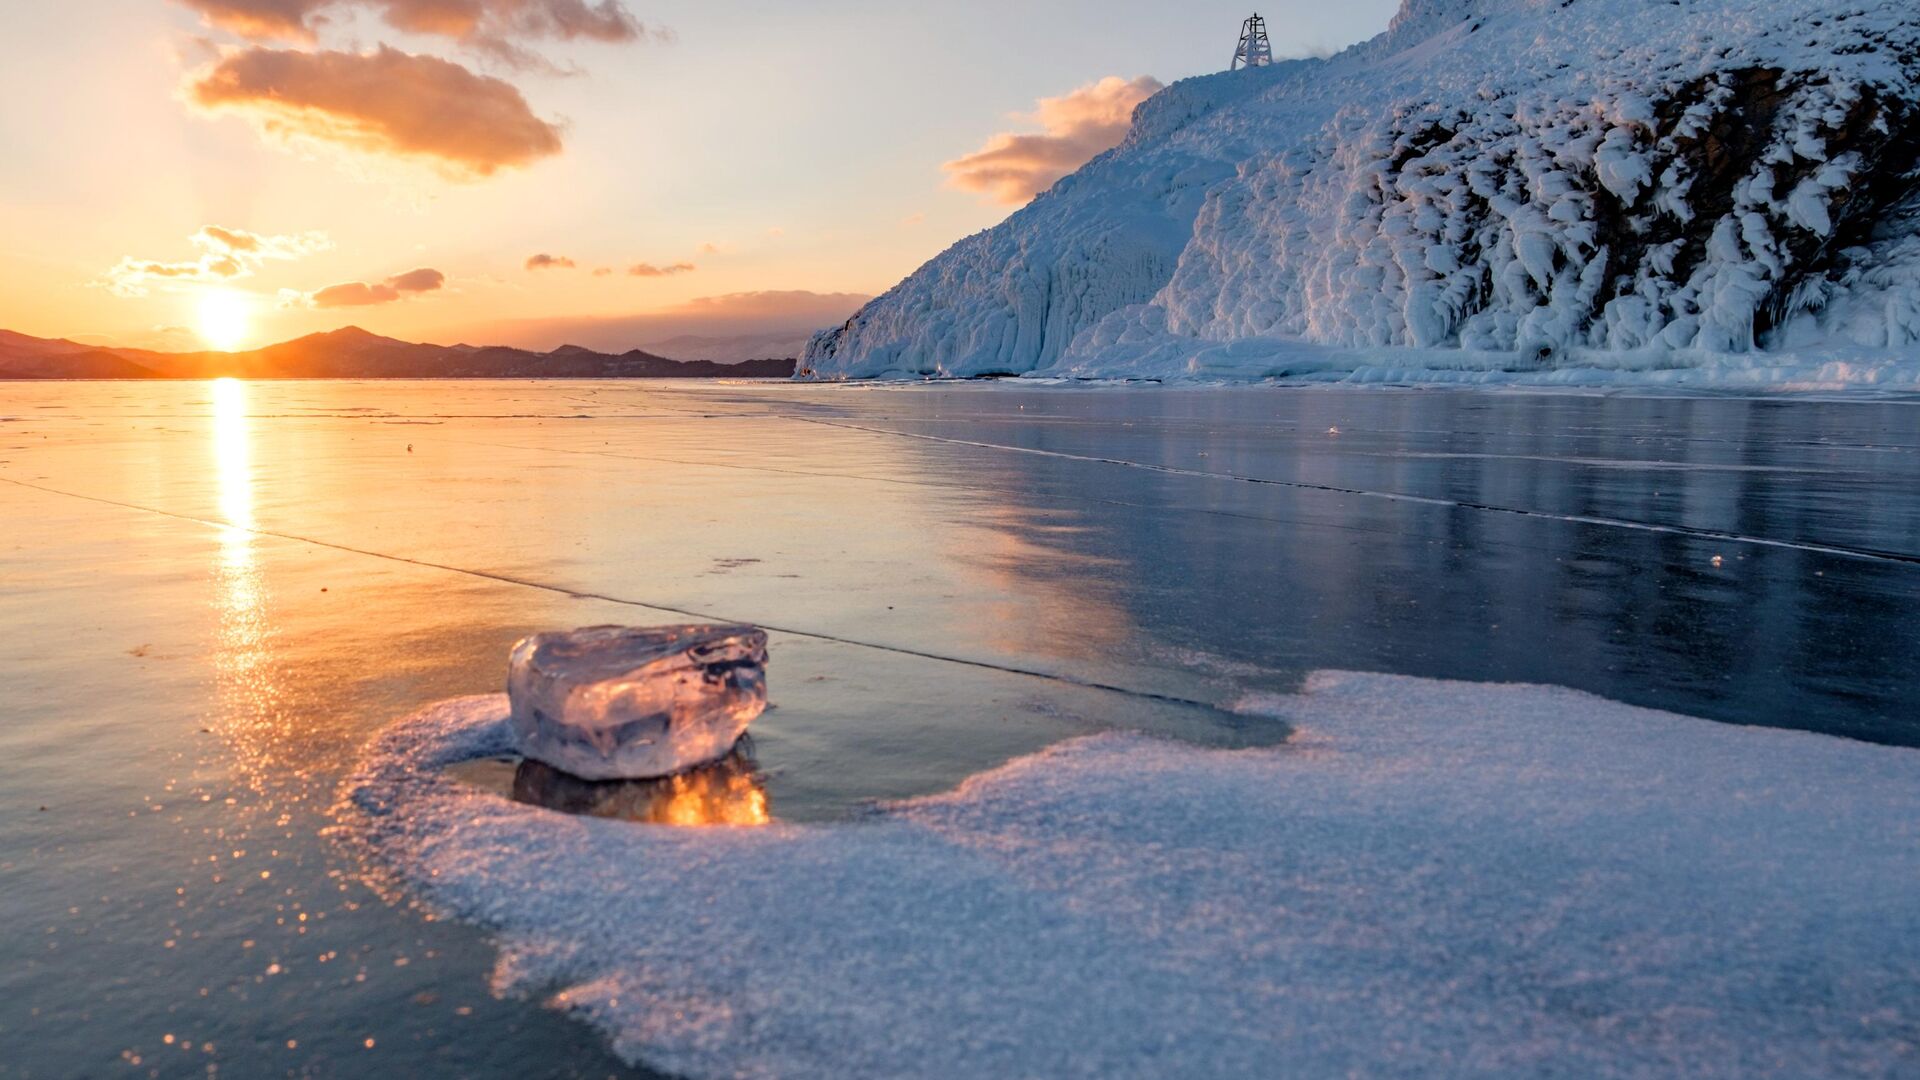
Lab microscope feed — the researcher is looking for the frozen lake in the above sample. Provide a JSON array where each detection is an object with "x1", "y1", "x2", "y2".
[{"x1": 3, "y1": 379, "x2": 1919, "y2": 1077}]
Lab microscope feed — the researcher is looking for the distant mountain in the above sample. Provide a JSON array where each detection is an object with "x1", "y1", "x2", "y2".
[{"x1": 0, "y1": 326, "x2": 797, "y2": 380}]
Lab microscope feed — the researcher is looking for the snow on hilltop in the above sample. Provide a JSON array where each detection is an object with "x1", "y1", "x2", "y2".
[{"x1": 804, "y1": 0, "x2": 1920, "y2": 385}]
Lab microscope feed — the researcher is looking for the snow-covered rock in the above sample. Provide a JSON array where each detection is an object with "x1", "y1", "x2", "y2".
[{"x1": 803, "y1": 0, "x2": 1920, "y2": 382}]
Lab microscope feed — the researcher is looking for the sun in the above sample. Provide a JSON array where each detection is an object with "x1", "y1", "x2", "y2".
[{"x1": 196, "y1": 290, "x2": 254, "y2": 353}]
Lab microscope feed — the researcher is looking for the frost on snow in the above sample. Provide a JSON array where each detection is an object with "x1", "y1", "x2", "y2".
[
  {"x1": 803, "y1": 0, "x2": 1920, "y2": 383},
  {"x1": 339, "y1": 674, "x2": 1920, "y2": 1079}
]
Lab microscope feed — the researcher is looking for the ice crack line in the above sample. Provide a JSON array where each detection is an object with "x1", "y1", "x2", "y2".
[
  {"x1": 0, "y1": 476, "x2": 1223, "y2": 714},
  {"x1": 789, "y1": 418, "x2": 1920, "y2": 567}
]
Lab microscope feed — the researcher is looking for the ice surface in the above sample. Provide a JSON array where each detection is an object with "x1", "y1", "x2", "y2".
[
  {"x1": 804, "y1": 0, "x2": 1920, "y2": 383},
  {"x1": 344, "y1": 672, "x2": 1920, "y2": 1079},
  {"x1": 506, "y1": 625, "x2": 768, "y2": 781}
]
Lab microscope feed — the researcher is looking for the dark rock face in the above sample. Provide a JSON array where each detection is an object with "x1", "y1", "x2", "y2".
[
  {"x1": 1334, "y1": 63, "x2": 1920, "y2": 353},
  {"x1": 1638, "y1": 69, "x2": 1920, "y2": 344}
]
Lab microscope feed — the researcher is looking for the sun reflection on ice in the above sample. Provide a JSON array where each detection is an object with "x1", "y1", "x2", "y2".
[
  {"x1": 212, "y1": 377, "x2": 254, "y2": 543},
  {"x1": 654, "y1": 766, "x2": 771, "y2": 827},
  {"x1": 207, "y1": 377, "x2": 286, "y2": 795},
  {"x1": 511, "y1": 750, "x2": 772, "y2": 827}
]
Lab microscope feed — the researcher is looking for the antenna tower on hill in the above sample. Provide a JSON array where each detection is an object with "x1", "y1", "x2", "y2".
[{"x1": 1231, "y1": 13, "x2": 1273, "y2": 70}]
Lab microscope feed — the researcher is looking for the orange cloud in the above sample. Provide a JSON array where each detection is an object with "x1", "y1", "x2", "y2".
[
  {"x1": 943, "y1": 75, "x2": 1163, "y2": 205},
  {"x1": 525, "y1": 253, "x2": 576, "y2": 270},
  {"x1": 454, "y1": 290, "x2": 873, "y2": 350},
  {"x1": 386, "y1": 267, "x2": 445, "y2": 291},
  {"x1": 197, "y1": 224, "x2": 330, "y2": 260},
  {"x1": 174, "y1": 0, "x2": 650, "y2": 57},
  {"x1": 101, "y1": 225, "x2": 330, "y2": 296},
  {"x1": 627, "y1": 262, "x2": 694, "y2": 277},
  {"x1": 665, "y1": 291, "x2": 870, "y2": 319},
  {"x1": 187, "y1": 46, "x2": 563, "y2": 177},
  {"x1": 289, "y1": 266, "x2": 445, "y2": 307},
  {"x1": 175, "y1": 0, "x2": 317, "y2": 41}
]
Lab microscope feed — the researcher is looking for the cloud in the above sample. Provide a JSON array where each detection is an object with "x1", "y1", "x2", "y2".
[
  {"x1": 174, "y1": 0, "x2": 654, "y2": 61},
  {"x1": 387, "y1": 267, "x2": 445, "y2": 291},
  {"x1": 627, "y1": 261, "x2": 694, "y2": 277},
  {"x1": 943, "y1": 75, "x2": 1163, "y2": 205},
  {"x1": 102, "y1": 257, "x2": 243, "y2": 296},
  {"x1": 525, "y1": 253, "x2": 576, "y2": 270},
  {"x1": 131, "y1": 325, "x2": 209, "y2": 351},
  {"x1": 289, "y1": 266, "x2": 445, "y2": 307},
  {"x1": 174, "y1": 0, "x2": 317, "y2": 41},
  {"x1": 451, "y1": 289, "x2": 872, "y2": 351},
  {"x1": 101, "y1": 224, "x2": 330, "y2": 296},
  {"x1": 592, "y1": 267, "x2": 612, "y2": 277},
  {"x1": 199, "y1": 224, "x2": 331, "y2": 260},
  {"x1": 698, "y1": 241, "x2": 726, "y2": 255},
  {"x1": 187, "y1": 46, "x2": 563, "y2": 177},
  {"x1": 666, "y1": 291, "x2": 869, "y2": 320}
]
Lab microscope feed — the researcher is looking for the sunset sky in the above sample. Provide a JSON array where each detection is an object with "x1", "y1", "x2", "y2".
[{"x1": 0, "y1": 0, "x2": 1399, "y2": 352}]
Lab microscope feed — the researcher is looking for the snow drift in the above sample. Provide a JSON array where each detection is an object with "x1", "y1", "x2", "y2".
[
  {"x1": 803, "y1": 0, "x2": 1920, "y2": 384},
  {"x1": 340, "y1": 674, "x2": 1920, "y2": 1078}
]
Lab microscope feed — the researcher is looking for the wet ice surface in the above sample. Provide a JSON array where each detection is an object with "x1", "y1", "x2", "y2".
[
  {"x1": 508, "y1": 624, "x2": 768, "y2": 780},
  {"x1": 2, "y1": 379, "x2": 1919, "y2": 1077},
  {"x1": 347, "y1": 677, "x2": 1920, "y2": 1079}
]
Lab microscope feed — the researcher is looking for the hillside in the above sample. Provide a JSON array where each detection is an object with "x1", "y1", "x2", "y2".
[
  {"x1": 0, "y1": 327, "x2": 797, "y2": 380},
  {"x1": 804, "y1": 0, "x2": 1920, "y2": 385}
]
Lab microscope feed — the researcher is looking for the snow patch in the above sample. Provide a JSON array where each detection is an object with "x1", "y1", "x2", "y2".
[{"x1": 341, "y1": 674, "x2": 1920, "y2": 1079}]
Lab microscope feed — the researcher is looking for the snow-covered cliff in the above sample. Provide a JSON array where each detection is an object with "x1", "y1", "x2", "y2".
[{"x1": 804, "y1": 0, "x2": 1920, "y2": 384}]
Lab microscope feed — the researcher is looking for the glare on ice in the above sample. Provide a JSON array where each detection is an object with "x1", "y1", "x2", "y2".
[{"x1": 507, "y1": 624, "x2": 769, "y2": 780}]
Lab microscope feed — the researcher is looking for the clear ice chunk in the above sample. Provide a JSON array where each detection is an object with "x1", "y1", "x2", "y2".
[{"x1": 507, "y1": 624, "x2": 769, "y2": 781}]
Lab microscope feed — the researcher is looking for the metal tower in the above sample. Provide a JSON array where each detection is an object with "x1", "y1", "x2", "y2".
[{"x1": 1231, "y1": 13, "x2": 1273, "y2": 70}]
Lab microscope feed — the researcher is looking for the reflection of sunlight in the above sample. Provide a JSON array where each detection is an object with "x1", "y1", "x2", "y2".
[
  {"x1": 513, "y1": 753, "x2": 771, "y2": 827},
  {"x1": 208, "y1": 377, "x2": 283, "y2": 795},
  {"x1": 213, "y1": 377, "x2": 254, "y2": 542},
  {"x1": 655, "y1": 768, "x2": 771, "y2": 827},
  {"x1": 954, "y1": 504, "x2": 1129, "y2": 659}
]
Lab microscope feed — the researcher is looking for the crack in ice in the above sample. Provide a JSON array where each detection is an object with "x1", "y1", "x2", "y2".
[{"x1": 790, "y1": 417, "x2": 1920, "y2": 565}]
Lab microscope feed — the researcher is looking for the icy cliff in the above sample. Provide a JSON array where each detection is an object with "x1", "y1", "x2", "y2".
[{"x1": 804, "y1": 0, "x2": 1920, "y2": 383}]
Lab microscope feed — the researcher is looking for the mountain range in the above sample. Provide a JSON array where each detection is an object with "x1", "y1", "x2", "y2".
[{"x1": 0, "y1": 326, "x2": 797, "y2": 380}]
